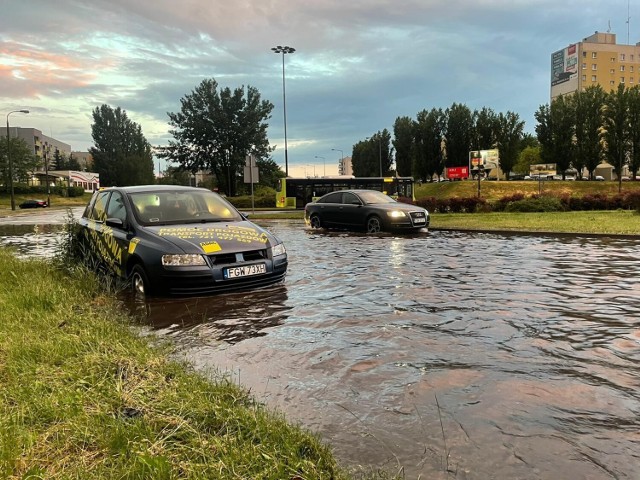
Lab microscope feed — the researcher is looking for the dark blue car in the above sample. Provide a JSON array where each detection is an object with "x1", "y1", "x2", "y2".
[{"x1": 78, "y1": 185, "x2": 288, "y2": 296}]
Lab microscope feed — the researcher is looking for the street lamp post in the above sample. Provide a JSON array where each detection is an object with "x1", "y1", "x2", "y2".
[
  {"x1": 6, "y1": 109, "x2": 29, "y2": 210},
  {"x1": 331, "y1": 148, "x2": 343, "y2": 176},
  {"x1": 271, "y1": 45, "x2": 295, "y2": 177},
  {"x1": 43, "y1": 143, "x2": 51, "y2": 207},
  {"x1": 477, "y1": 164, "x2": 485, "y2": 198},
  {"x1": 314, "y1": 156, "x2": 325, "y2": 177}
]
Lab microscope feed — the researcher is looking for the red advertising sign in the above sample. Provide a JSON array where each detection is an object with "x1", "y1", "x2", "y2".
[{"x1": 447, "y1": 167, "x2": 469, "y2": 179}]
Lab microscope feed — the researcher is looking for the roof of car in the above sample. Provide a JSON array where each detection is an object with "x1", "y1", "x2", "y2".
[{"x1": 99, "y1": 185, "x2": 207, "y2": 193}]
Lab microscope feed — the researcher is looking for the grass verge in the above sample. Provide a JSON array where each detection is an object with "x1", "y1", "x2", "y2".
[
  {"x1": 248, "y1": 209, "x2": 640, "y2": 236},
  {"x1": 0, "y1": 249, "x2": 373, "y2": 479}
]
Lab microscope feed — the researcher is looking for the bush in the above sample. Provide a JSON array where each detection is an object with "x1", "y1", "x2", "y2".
[{"x1": 504, "y1": 196, "x2": 565, "y2": 212}]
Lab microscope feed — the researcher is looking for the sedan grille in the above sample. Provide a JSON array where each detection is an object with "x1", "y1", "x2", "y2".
[{"x1": 208, "y1": 249, "x2": 267, "y2": 265}]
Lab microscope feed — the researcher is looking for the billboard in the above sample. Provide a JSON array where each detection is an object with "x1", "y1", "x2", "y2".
[
  {"x1": 530, "y1": 163, "x2": 557, "y2": 176},
  {"x1": 551, "y1": 44, "x2": 578, "y2": 87},
  {"x1": 446, "y1": 166, "x2": 469, "y2": 179},
  {"x1": 469, "y1": 149, "x2": 499, "y2": 169}
]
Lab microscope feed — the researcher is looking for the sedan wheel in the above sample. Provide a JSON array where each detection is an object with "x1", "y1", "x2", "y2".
[
  {"x1": 366, "y1": 215, "x2": 382, "y2": 233},
  {"x1": 130, "y1": 264, "x2": 151, "y2": 296},
  {"x1": 310, "y1": 214, "x2": 322, "y2": 229}
]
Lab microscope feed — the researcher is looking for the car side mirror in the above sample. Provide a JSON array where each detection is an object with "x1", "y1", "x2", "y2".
[{"x1": 106, "y1": 217, "x2": 125, "y2": 229}]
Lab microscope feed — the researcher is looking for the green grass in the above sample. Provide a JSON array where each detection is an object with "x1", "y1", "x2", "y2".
[
  {"x1": 430, "y1": 210, "x2": 640, "y2": 235},
  {"x1": 0, "y1": 192, "x2": 90, "y2": 211},
  {"x1": 415, "y1": 179, "x2": 640, "y2": 202},
  {"x1": 0, "y1": 250, "x2": 387, "y2": 479}
]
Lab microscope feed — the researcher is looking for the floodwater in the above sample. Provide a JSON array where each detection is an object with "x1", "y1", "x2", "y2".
[{"x1": 1, "y1": 214, "x2": 639, "y2": 479}]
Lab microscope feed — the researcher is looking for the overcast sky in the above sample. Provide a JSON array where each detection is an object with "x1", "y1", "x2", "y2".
[{"x1": 2, "y1": 0, "x2": 637, "y2": 176}]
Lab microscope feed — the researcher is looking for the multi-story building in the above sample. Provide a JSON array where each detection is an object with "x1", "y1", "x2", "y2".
[
  {"x1": 338, "y1": 156, "x2": 353, "y2": 176},
  {"x1": 551, "y1": 31, "x2": 640, "y2": 101},
  {"x1": 1, "y1": 127, "x2": 100, "y2": 191},
  {"x1": 0, "y1": 127, "x2": 71, "y2": 162}
]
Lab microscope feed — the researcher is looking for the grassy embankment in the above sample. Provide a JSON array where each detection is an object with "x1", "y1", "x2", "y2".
[
  {"x1": 0, "y1": 250, "x2": 376, "y2": 479},
  {"x1": 246, "y1": 181, "x2": 640, "y2": 235}
]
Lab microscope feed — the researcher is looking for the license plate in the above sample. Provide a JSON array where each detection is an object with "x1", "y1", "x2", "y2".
[
  {"x1": 413, "y1": 218, "x2": 426, "y2": 223},
  {"x1": 224, "y1": 263, "x2": 266, "y2": 279}
]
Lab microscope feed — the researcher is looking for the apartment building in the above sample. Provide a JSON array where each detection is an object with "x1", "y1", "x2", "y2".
[
  {"x1": 338, "y1": 156, "x2": 353, "y2": 176},
  {"x1": 0, "y1": 127, "x2": 71, "y2": 161},
  {"x1": 551, "y1": 31, "x2": 640, "y2": 100}
]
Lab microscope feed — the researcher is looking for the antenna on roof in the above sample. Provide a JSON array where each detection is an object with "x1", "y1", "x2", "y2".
[
  {"x1": 627, "y1": 0, "x2": 631, "y2": 44},
  {"x1": 607, "y1": 20, "x2": 611, "y2": 33}
]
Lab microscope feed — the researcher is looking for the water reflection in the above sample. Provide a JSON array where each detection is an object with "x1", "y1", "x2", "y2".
[
  {"x1": 124, "y1": 284, "x2": 291, "y2": 346},
  {"x1": 0, "y1": 223, "x2": 65, "y2": 259}
]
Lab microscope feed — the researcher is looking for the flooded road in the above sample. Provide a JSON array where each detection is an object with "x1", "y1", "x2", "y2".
[{"x1": 1, "y1": 215, "x2": 639, "y2": 479}]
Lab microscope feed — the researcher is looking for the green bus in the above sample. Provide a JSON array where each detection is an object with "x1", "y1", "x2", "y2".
[{"x1": 275, "y1": 176, "x2": 415, "y2": 209}]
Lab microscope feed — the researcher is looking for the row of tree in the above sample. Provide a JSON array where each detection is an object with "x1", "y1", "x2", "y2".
[
  {"x1": 535, "y1": 84, "x2": 640, "y2": 182},
  {"x1": 351, "y1": 104, "x2": 526, "y2": 180}
]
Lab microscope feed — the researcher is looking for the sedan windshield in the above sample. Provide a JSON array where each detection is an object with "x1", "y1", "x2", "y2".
[
  {"x1": 358, "y1": 190, "x2": 396, "y2": 204},
  {"x1": 129, "y1": 190, "x2": 242, "y2": 225}
]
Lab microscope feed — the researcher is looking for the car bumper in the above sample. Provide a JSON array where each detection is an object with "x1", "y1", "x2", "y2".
[{"x1": 152, "y1": 256, "x2": 288, "y2": 296}]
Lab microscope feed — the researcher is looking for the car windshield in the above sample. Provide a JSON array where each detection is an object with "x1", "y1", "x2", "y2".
[
  {"x1": 358, "y1": 190, "x2": 396, "y2": 205},
  {"x1": 129, "y1": 190, "x2": 242, "y2": 225}
]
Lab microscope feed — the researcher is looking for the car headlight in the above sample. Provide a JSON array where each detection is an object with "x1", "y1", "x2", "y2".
[
  {"x1": 162, "y1": 254, "x2": 207, "y2": 266},
  {"x1": 387, "y1": 210, "x2": 407, "y2": 218},
  {"x1": 271, "y1": 243, "x2": 286, "y2": 257}
]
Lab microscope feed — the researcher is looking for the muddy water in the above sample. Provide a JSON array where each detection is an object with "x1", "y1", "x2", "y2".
[{"x1": 2, "y1": 218, "x2": 639, "y2": 479}]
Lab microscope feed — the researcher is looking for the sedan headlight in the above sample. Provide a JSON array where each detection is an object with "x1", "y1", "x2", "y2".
[
  {"x1": 271, "y1": 243, "x2": 286, "y2": 257},
  {"x1": 162, "y1": 254, "x2": 207, "y2": 266},
  {"x1": 387, "y1": 210, "x2": 407, "y2": 218}
]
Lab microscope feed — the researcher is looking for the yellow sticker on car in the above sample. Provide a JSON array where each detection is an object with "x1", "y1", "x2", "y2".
[
  {"x1": 200, "y1": 241, "x2": 222, "y2": 253},
  {"x1": 128, "y1": 237, "x2": 140, "y2": 254}
]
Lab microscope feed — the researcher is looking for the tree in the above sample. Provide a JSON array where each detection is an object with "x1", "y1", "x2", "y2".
[
  {"x1": 445, "y1": 103, "x2": 473, "y2": 167},
  {"x1": 90, "y1": 104, "x2": 155, "y2": 186},
  {"x1": 0, "y1": 136, "x2": 34, "y2": 190},
  {"x1": 255, "y1": 157, "x2": 285, "y2": 190},
  {"x1": 572, "y1": 85, "x2": 605, "y2": 179},
  {"x1": 515, "y1": 145, "x2": 542, "y2": 175},
  {"x1": 351, "y1": 130, "x2": 392, "y2": 177},
  {"x1": 627, "y1": 85, "x2": 640, "y2": 180},
  {"x1": 413, "y1": 108, "x2": 445, "y2": 181},
  {"x1": 602, "y1": 84, "x2": 630, "y2": 192},
  {"x1": 392, "y1": 116, "x2": 415, "y2": 177},
  {"x1": 472, "y1": 107, "x2": 497, "y2": 151},
  {"x1": 159, "y1": 78, "x2": 274, "y2": 196},
  {"x1": 494, "y1": 111, "x2": 525, "y2": 179},
  {"x1": 535, "y1": 97, "x2": 574, "y2": 178},
  {"x1": 157, "y1": 166, "x2": 193, "y2": 185}
]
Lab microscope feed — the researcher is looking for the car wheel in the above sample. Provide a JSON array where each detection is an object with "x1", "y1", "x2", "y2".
[
  {"x1": 310, "y1": 214, "x2": 322, "y2": 229},
  {"x1": 130, "y1": 264, "x2": 152, "y2": 296},
  {"x1": 366, "y1": 215, "x2": 382, "y2": 233}
]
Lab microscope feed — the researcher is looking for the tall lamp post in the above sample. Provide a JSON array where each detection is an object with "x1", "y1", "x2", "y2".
[
  {"x1": 314, "y1": 156, "x2": 325, "y2": 177},
  {"x1": 6, "y1": 109, "x2": 29, "y2": 210},
  {"x1": 271, "y1": 45, "x2": 295, "y2": 177},
  {"x1": 331, "y1": 148, "x2": 343, "y2": 175}
]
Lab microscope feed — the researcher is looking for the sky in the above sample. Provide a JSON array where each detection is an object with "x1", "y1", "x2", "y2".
[{"x1": 1, "y1": 0, "x2": 637, "y2": 178}]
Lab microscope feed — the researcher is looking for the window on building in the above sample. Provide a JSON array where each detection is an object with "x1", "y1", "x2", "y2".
[
  {"x1": 592, "y1": 75, "x2": 597, "y2": 82},
  {"x1": 631, "y1": 78, "x2": 635, "y2": 84},
  {"x1": 583, "y1": 51, "x2": 587, "y2": 57},
  {"x1": 582, "y1": 63, "x2": 587, "y2": 69},
  {"x1": 631, "y1": 66, "x2": 635, "y2": 72},
  {"x1": 610, "y1": 80, "x2": 615, "y2": 86},
  {"x1": 611, "y1": 57, "x2": 616, "y2": 62},
  {"x1": 621, "y1": 65, "x2": 625, "y2": 71},
  {"x1": 610, "y1": 69, "x2": 615, "y2": 74},
  {"x1": 621, "y1": 53, "x2": 626, "y2": 61},
  {"x1": 592, "y1": 52, "x2": 597, "y2": 58},
  {"x1": 631, "y1": 54, "x2": 635, "y2": 61},
  {"x1": 621, "y1": 77, "x2": 625, "y2": 83},
  {"x1": 592, "y1": 64, "x2": 597, "y2": 70},
  {"x1": 582, "y1": 75, "x2": 587, "y2": 81}
]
